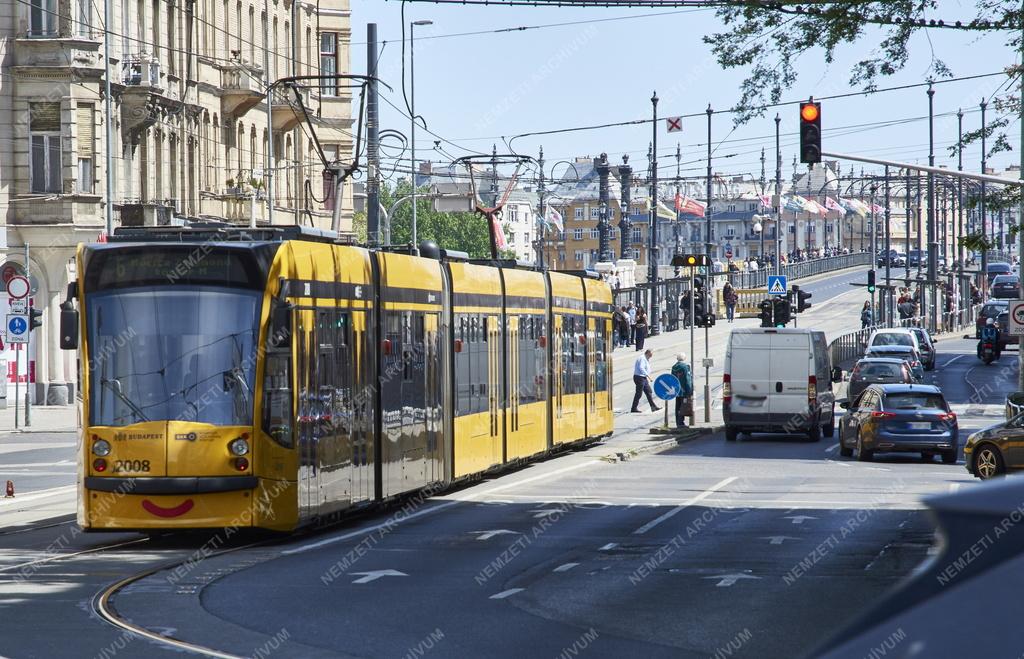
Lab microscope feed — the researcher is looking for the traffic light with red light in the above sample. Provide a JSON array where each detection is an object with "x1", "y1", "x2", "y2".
[{"x1": 800, "y1": 101, "x2": 821, "y2": 164}]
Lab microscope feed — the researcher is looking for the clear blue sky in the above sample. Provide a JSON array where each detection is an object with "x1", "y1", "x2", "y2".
[{"x1": 350, "y1": 1, "x2": 1020, "y2": 184}]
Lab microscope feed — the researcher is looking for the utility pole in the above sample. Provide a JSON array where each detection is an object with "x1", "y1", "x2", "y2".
[
  {"x1": 905, "y1": 169, "x2": 912, "y2": 283},
  {"x1": 981, "y1": 98, "x2": 989, "y2": 297},
  {"x1": 1018, "y1": 1, "x2": 1024, "y2": 392},
  {"x1": 957, "y1": 109, "x2": 965, "y2": 271},
  {"x1": 870, "y1": 183, "x2": 878, "y2": 324},
  {"x1": 775, "y1": 113, "x2": 782, "y2": 275},
  {"x1": 927, "y1": 83, "x2": 938, "y2": 332},
  {"x1": 366, "y1": 23, "x2": 381, "y2": 246},
  {"x1": 596, "y1": 152, "x2": 611, "y2": 263},
  {"x1": 884, "y1": 165, "x2": 891, "y2": 326},
  {"x1": 618, "y1": 155, "x2": 632, "y2": 261},
  {"x1": 649, "y1": 92, "x2": 660, "y2": 335},
  {"x1": 102, "y1": 0, "x2": 113, "y2": 236},
  {"x1": 760, "y1": 147, "x2": 767, "y2": 259},
  {"x1": 704, "y1": 104, "x2": 713, "y2": 424},
  {"x1": 674, "y1": 142, "x2": 681, "y2": 276},
  {"x1": 536, "y1": 146, "x2": 546, "y2": 269}
]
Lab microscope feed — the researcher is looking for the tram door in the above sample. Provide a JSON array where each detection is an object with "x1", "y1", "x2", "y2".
[
  {"x1": 553, "y1": 315, "x2": 564, "y2": 421},
  {"x1": 587, "y1": 317, "x2": 597, "y2": 415},
  {"x1": 316, "y1": 309, "x2": 352, "y2": 516},
  {"x1": 423, "y1": 313, "x2": 442, "y2": 481},
  {"x1": 486, "y1": 316, "x2": 502, "y2": 463},
  {"x1": 296, "y1": 311, "x2": 320, "y2": 521}
]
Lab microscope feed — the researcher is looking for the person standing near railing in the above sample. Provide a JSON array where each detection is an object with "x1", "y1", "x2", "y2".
[
  {"x1": 723, "y1": 282, "x2": 739, "y2": 323},
  {"x1": 860, "y1": 301, "x2": 873, "y2": 329}
]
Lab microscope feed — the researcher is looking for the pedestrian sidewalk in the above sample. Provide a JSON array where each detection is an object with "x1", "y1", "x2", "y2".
[{"x1": 0, "y1": 401, "x2": 79, "y2": 434}]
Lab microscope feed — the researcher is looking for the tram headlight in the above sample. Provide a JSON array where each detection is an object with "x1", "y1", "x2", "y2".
[
  {"x1": 229, "y1": 438, "x2": 250, "y2": 456},
  {"x1": 92, "y1": 439, "x2": 112, "y2": 457}
]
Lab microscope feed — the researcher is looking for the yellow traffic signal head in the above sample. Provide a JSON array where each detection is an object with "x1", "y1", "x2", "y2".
[{"x1": 800, "y1": 103, "x2": 819, "y2": 122}]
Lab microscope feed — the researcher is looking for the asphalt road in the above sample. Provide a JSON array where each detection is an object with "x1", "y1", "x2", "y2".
[{"x1": 2, "y1": 266, "x2": 1012, "y2": 659}]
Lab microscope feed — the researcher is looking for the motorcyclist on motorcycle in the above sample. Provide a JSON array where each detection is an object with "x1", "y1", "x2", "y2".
[{"x1": 979, "y1": 317, "x2": 1001, "y2": 360}]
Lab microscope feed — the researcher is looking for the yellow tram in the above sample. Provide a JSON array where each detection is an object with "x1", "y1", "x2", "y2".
[{"x1": 61, "y1": 226, "x2": 614, "y2": 531}]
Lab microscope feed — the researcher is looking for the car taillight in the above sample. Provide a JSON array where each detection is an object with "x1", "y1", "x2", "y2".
[
  {"x1": 93, "y1": 458, "x2": 107, "y2": 472},
  {"x1": 939, "y1": 412, "x2": 957, "y2": 422},
  {"x1": 722, "y1": 373, "x2": 732, "y2": 405},
  {"x1": 871, "y1": 411, "x2": 896, "y2": 419},
  {"x1": 808, "y1": 375, "x2": 817, "y2": 404},
  {"x1": 234, "y1": 457, "x2": 249, "y2": 471},
  {"x1": 911, "y1": 361, "x2": 920, "y2": 367}
]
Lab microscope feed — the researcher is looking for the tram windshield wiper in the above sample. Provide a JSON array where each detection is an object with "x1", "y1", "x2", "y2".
[{"x1": 100, "y1": 378, "x2": 150, "y2": 423}]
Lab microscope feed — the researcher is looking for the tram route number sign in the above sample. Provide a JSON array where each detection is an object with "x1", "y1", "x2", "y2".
[
  {"x1": 6, "y1": 314, "x2": 28, "y2": 344},
  {"x1": 1009, "y1": 300, "x2": 1024, "y2": 337}
]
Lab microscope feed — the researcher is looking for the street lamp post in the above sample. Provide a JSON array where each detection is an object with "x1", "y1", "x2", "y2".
[
  {"x1": 618, "y1": 156, "x2": 632, "y2": 261},
  {"x1": 409, "y1": 19, "x2": 433, "y2": 249}
]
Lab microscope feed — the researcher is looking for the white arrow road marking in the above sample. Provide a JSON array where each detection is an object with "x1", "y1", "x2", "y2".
[
  {"x1": 350, "y1": 570, "x2": 408, "y2": 584},
  {"x1": 598, "y1": 543, "x2": 618, "y2": 551},
  {"x1": 470, "y1": 530, "x2": 521, "y2": 541},
  {"x1": 489, "y1": 588, "x2": 524, "y2": 600},
  {"x1": 762, "y1": 536, "x2": 799, "y2": 545},
  {"x1": 633, "y1": 477, "x2": 737, "y2": 535},
  {"x1": 824, "y1": 443, "x2": 839, "y2": 454},
  {"x1": 553, "y1": 563, "x2": 579, "y2": 573},
  {"x1": 784, "y1": 515, "x2": 817, "y2": 525},
  {"x1": 529, "y1": 509, "x2": 563, "y2": 518},
  {"x1": 704, "y1": 573, "x2": 761, "y2": 587}
]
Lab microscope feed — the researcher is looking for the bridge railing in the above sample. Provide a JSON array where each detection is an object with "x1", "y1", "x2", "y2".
[{"x1": 613, "y1": 252, "x2": 872, "y2": 331}]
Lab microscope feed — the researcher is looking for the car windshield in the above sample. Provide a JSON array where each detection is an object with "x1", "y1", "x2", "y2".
[
  {"x1": 86, "y1": 286, "x2": 262, "y2": 427},
  {"x1": 871, "y1": 333, "x2": 914, "y2": 347},
  {"x1": 884, "y1": 392, "x2": 947, "y2": 410},
  {"x1": 981, "y1": 303, "x2": 1007, "y2": 318},
  {"x1": 994, "y1": 275, "x2": 1018, "y2": 284},
  {"x1": 856, "y1": 363, "x2": 903, "y2": 379}
]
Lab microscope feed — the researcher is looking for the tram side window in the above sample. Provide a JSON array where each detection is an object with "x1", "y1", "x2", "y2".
[
  {"x1": 518, "y1": 315, "x2": 536, "y2": 405},
  {"x1": 594, "y1": 322, "x2": 607, "y2": 392},
  {"x1": 561, "y1": 316, "x2": 573, "y2": 395},
  {"x1": 455, "y1": 315, "x2": 471, "y2": 416},
  {"x1": 534, "y1": 316, "x2": 547, "y2": 402},
  {"x1": 473, "y1": 316, "x2": 486, "y2": 414},
  {"x1": 263, "y1": 314, "x2": 294, "y2": 448}
]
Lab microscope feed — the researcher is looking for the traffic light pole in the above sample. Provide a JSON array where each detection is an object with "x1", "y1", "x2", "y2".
[
  {"x1": 24, "y1": 242, "x2": 30, "y2": 427},
  {"x1": 690, "y1": 267, "x2": 696, "y2": 425}
]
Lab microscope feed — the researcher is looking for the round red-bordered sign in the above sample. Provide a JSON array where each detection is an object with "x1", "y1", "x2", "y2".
[{"x1": 6, "y1": 276, "x2": 29, "y2": 300}]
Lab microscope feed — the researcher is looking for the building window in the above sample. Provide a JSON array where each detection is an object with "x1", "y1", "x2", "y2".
[
  {"x1": 523, "y1": 232, "x2": 529, "y2": 244},
  {"x1": 632, "y1": 227, "x2": 642, "y2": 243},
  {"x1": 574, "y1": 207, "x2": 584, "y2": 219},
  {"x1": 29, "y1": 0, "x2": 57, "y2": 36},
  {"x1": 558, "y1": 251, "x2": 565, "y2": 262},
  {"x1": 76, "y1": 0, "x2": 90, "y2": 36},
  {"x1": 30, "y1": 102, "x2": 61, "y2": 193},
  {"x1": 573, "y1": 228, "x2": 583, "y2": 241},
  {"x1": 588, "y1": 227, "x2": 597, "y2": 240},
  {"x1": 609, "y1": 228, "x2": 617, "y2": 240},
  {"x1": 749, "y1": 203, "x2": 757, "y2": 211},
  {"x1": 574, "y1": 250, "x2": 584, "y2": 262},
  {"x1": 320, "y1": 33, "x2": 338, "y2": 96},
  {"x1": 590, "y1": 207, "x2": 599, "y2": 219},
  {"x1": 728, "y1": 204, "x2": 736, "y2": 212},
  {"x1": 725, "y1": 227, "x2": 735, "y2": 238},
  {"x1": 77, "y1": 104, "x2": 94, "y2": 193},
  {"x1": 508, "y1": 206, "x2": 518, "y2": 223}
]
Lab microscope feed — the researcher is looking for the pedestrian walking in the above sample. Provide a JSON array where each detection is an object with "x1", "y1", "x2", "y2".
[
  {"x1": 860, "y1": 301, "x2": 873, "y2": 329},
  {"x1": 679, "y1": 289, "x2": 692, "y2": 328},
  {"x1": 634, "y1": 307, "x2": 649, "y2": 351},
  {"x1": 614, "y1": 306, "x2": 630, "y2": 348},
  {"x1": 671, "y1": 353, "x2": 694, "y2": 428},
  {"x1": 631, "y1": 349, "x2": 660, "y2": 413},
  {"x1": 627, "y1": 302, "x2": 637, "y2": 346},
  {"x1": 723, "y1": 282, "x2": 738, "y2": 323}
]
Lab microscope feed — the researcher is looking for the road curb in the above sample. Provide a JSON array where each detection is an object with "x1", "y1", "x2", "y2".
[{"x1": 603, "y1": 425, "x2": 721, "y2": 462}]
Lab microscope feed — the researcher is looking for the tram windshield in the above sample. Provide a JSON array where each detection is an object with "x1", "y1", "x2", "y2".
[{"x1": 86, "y1": 286, "x2": 261, "y2": 427}]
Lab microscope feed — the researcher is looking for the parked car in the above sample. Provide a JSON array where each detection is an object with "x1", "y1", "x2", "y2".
[
  {"x1": 908, "y1": 326, "x2": 936, "y2": 370},
  {"x1": 863, "y1": 345, "x2": 925, "y2": 380},
  {"x1": 906, "y1": 249, "x2": 925, "y2": 268},
  {"x1": 987, "y1": 261, "x2": 1013, "y2": 283},
  {"x1": 847, "y1": 358, "x2": 915, "y2": 401},
  {"x1": 964, "y1": 412, "x2": 1024, "y2": 479},
  {"x1": 990, "y1": 274, "x2": 1021, "y2": 299},
  {"x1": 975, "y1": 300, "x2": 1008, "y2": 338},
  {"x1": 838, "y1": 384, "x2": 958, "y2": 463},
  {"x1": 722, "y1": 328, "x2": 842, "y2": 442},
  {"x1": 876, "y1": 249, "x2": 906, "y2": 267}
]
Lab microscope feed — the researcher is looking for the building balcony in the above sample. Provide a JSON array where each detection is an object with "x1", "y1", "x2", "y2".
[
  {"x1": 220, "y1": 62, "x2": 264, "y2": 119},
  {"x1": 118, "y1": 53, "x2": 180, "y2": 137},
  {"x1": 117, "y1": 202, "x2": 177, "y2": 226},
  {"x1": 270, "y1": 88, "x2": 305, "y2": 132}
]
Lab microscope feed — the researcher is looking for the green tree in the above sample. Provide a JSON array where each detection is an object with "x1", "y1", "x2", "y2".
[{"x1": 703, "y1": 2, "x2": 1023, "y2": 245}]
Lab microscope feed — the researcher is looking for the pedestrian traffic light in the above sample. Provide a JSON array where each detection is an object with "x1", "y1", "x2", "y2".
[
  {"x1": 793, "y1": 285, "x2": 812, "y2": 312},
  {"x1": 758, "y1": 299, "x2": 773, "y2": 328},
  {"x1": 773, "y1": 296, "x2": 791, "y2": 327},
  {"x1": 799, "y1": 101, "x2": 821, "y2": 164},
  {"x1": 672, "y1": 254, "x2": 711, "y2": 268},
  {"x1": 699, "y1": 312, "x2": 716, "y2": 328},
  {"x1": 867, "y1": 269, "x2": 876, "y2": 293},
  {"x1": 692, "y1": 289, "x2": 705, "y2": 321}
]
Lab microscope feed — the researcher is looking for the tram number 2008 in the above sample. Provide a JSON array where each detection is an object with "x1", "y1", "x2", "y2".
[{"x1": 112, "y1": 459, "x2": 151, "y2": 473}]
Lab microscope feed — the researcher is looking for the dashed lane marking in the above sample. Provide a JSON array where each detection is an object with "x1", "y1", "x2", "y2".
[
  {"x1": 553, "y1": 563, "x2": 579, "y2": 573},
  {"x1": 824, "y1": 443, "x2": 839, "y2": 454},
  {"x1": 599, "y1": 543, "x2": 618, "y2": 551},
  {"x1": 632, "y1": 476, "x2": 737, "y2": 535}
]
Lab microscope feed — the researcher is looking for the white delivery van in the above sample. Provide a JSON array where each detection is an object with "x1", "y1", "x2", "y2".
[{"x1": 723, "y1": 328, "x2": 842, "y2": 442}]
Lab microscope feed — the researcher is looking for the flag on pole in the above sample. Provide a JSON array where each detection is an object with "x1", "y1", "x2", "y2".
[
  {"x1": 824, "y1": 197, "x2": 843, "y2": 212},
  {"x1": 546, "y1": 205, "x2": 563, "y2": 232},
  {"x1": 784, "y1": 195, "x2": 808, "y2": 213},
  {"x1": 871, "y1": 203, "x2": 885, "y2": 214},
  {"x1": 674, "y1": 191, "x2": 683, "y2": 211},
  {"x1": 804, "y1": 199, "x2": 828, "y2": 216},
  {"x1": 678, "y1": 196, "x2": 706, "y2": 217},
  {"x1": 758, "y1": 194, "x2": 772, "y2": 209}
]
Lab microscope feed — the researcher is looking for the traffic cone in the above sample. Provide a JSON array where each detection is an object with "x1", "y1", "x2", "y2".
[{"x1": 4, "y1": 480, "x2": 13, "y2": 498}]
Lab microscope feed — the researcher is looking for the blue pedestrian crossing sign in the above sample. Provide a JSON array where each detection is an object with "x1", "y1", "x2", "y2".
[
  {"x1": 6, "y1": 314, "x2": 28, "y2": 344},
  {"x1": 767, "y1": 275, "x2": 788, "y2": 296},
  {"x1": 653, "y1": 374, "x2": 681, "y2": 401}
]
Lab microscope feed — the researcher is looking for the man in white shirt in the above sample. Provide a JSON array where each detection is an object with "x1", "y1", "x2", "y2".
[{"x1": 631, "y1": 349, "x2": 660, "y2": 413}]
